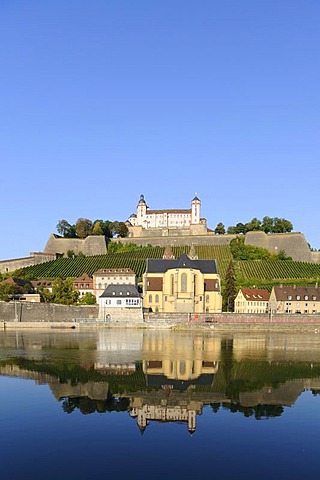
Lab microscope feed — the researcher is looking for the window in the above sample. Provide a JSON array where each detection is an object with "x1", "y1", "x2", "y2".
[
  {"x1": 155, "y1": 294, "x2": 159, "y2": 303},
  {"x1": 149, "y1": 294, "x2": 152, "y2": 303},
  {"x1": 304, "y1": 295, "x2": 308, "y2": 300},
  {"x1": 117, "y1": 299, "x2": 121, "y2": 305},
  {"x1": 171, "y1": 274, "x2": 174, "y2": 295},
  {"x1": 296, "y1": 295, "x2": 301, "y2": 300},
  {"x1": 181, "y1": 273, "x2": 187, "y2": 292},
  {"x1": 206, "y1": 295, "x2": 210, "y2": 303},
  {"x1": 288, "y1": 295, "x2": 292, "y2": 300}
]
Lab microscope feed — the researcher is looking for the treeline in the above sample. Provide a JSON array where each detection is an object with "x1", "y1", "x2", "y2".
[
  {"x1": 214, "y1": 216, "x2": 293, "y2": 235},
  {"x1": 56, "y1": 218, "x2": 129, "y2": 239}
]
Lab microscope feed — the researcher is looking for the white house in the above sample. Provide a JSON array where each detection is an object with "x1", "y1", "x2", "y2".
[
  {"x1": 98, "y1": 284, "x2": 143, "y2": 322},
  {"x1": 234, "y1": 288, "x2": 270, "y2": 314}
]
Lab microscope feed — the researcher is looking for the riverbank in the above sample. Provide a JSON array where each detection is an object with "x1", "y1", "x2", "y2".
[
  {"x1": 2, "y1": 301, "x2": 320, "y2": 333},
  {"x1": 3, "y1": 319, "x2": 320, "y2": 333}
]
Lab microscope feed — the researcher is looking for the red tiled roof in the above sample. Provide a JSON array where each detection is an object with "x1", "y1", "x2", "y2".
[{"x1": 240, "y1": 288, "x2": 270, "y2": 301}]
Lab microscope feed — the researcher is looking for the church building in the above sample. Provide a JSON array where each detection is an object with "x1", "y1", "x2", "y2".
[{"x1": 143, "y1": 247, "x2": 222, "y2": 314}]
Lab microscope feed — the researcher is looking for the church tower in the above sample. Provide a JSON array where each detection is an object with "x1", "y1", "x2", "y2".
[
  {"x1": 137, "y1": 194, "x2": 147, "y2": 226},
  {"x1": 191, "y1": 195, "x2": 201, "y2": 224}
]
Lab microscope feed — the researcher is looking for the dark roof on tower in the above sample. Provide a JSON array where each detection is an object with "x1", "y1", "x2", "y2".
[
  {"x1": 138, "y1": 194, "x2": 146, "y2": 205},
  {"x1": 145, "y1": 253, "x2": 218, "y2": 274}
]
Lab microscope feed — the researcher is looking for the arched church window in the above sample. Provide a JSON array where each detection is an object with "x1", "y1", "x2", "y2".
[
  {"x1": 181, "y1": 273, "x2": 187, "y2": 292},
  {"x1": 171, "y1": 274, "x2": 174, "y2": 295}
]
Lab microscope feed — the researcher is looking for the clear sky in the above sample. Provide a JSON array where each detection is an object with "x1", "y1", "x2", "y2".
[{"x1": 1, "y1": 0, "x2": 319, "y2": 260}]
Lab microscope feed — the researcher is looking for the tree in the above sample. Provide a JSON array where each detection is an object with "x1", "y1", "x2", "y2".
[
  {"x1": 51, "y1": 278, "x2": 79, "y2": 305},
  {"x1": 262, "y1": 216, "x2": 274, "y2": 233},
  {"x1": 245, "y1": 217, "x2": 261, "y2": 232},
  {"x1": 224, "y1": 260, "x2": 237, "y2": 312},
  {"x1": 214, "y1": 222, "x2": 226, "y2": 235},
  {"x1": 0, "y1": 283, "x2": 17, "y2": 302},
  {"x1": 115, "y1": 222, "x2": 129, "y2": 238},
  {"x1": 56, "y1": 219, "x2": 77, "y2": 238},
  {"x1": 273, "y1": 218, "x2": 293, "y2": 233},
  {"x1": 235, "y1": 222, "x2": 246, "y2": 234},
  {"x1": 78, "y1": 292, "x2": 97, "y2": 305},
  {"x1": 75, "y1": 218, "x2": 93, "y2": 239},
  {"x1": 92, "y1": 221, "x2": 104, "y2": 236}
]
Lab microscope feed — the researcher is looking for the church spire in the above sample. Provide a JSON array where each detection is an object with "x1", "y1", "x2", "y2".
[{"x1": 163, "y1": 245, "x2": 175, "y2": 259}]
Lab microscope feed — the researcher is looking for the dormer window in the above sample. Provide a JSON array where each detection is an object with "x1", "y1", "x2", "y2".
[
  {"x1": 304, "y1": 295, "x2": 308, "y2": 301},
  {"x1": 296, "y1": 295, "x2": 301, "y2": 300},
  {"x1": 288, "y1": 295, "x2": 292, "y2": 300}
]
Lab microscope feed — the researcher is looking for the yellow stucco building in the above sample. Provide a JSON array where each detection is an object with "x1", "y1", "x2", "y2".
[{"x1": 143, "y1": 252, "x2": 222, "y2": 313}]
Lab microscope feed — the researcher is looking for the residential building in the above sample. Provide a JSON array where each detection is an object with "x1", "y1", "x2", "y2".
[
  {"x1": 234, "y1": 288, "x2": 270, "y2": 314},
  {"x1": 269, "y1": 285, "x2": 320, "y2": 314},
  {"x1": 31, "y1": 280, "x2": 53, "y2": 293},
  {"x1": 98, "y1": 284, "x2": 142, "y2": 321},
  {"x1": 143, "y1": 252, "x2": 222, "y2": 314},
  {"x1": 93, "y1": 268, "x2": 137, "y2": 300},
  {"x1": 72, "y1": 273, "x2": 94, "y2": 298}
]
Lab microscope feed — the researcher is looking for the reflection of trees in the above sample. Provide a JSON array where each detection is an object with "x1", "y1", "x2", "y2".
[
  {"x1": 61, "y1": 396, "x2": 130, "y2": 415},
  {"x1": 210, "y1": 402, "x2": 284, "y2": 419}
]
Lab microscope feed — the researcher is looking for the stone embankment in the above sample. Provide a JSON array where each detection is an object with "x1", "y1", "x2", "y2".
[{"x1": 1, "y1": 302, "x2": 320, "y2": 333}]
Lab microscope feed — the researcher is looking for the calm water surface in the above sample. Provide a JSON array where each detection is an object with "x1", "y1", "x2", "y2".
[{"x1": 1, "y1": 329, "x2": 320, "y2": 480}]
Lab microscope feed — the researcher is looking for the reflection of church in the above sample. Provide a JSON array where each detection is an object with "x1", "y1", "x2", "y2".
[{"x1": 127, "y1": 333, "x2": 220, "y2": 434}]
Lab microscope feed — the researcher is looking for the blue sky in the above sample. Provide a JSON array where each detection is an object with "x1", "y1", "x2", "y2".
[{"x1": 1, "y1": 0, "x2": 319, "y2": 260}]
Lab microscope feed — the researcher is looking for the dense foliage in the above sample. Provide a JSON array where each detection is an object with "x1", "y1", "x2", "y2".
[
  {"x1": 214, "y1": 216, "x2": 293, "y2": 235},
  {"x1": 230, "y1": 236, "x2": 292, "y2": 261},
  {"x1": 56, "y1": 218, "x2": 128, "y2": 239}
]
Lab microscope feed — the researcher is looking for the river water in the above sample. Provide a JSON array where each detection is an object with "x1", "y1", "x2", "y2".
[{"x1": 1, "y1": 328, "x2": 320, "y2": 479}]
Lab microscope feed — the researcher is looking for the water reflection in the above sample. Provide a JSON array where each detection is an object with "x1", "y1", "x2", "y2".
[{"x1": 1, "y1": 329, "x2": 320, "y2": 433}]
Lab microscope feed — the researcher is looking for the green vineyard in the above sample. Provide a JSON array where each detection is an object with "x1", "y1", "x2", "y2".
[
  {"x1": 17, "y1": 245, "x2": 232, "y2": 280},
  {"x1": 16, "y1": 244, "x2": 320, "y2": 287}
]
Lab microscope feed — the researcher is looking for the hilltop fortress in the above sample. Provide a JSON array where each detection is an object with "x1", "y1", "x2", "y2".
[{"x1": 1, "y1": 194, "x2": 319, "y2": 273}]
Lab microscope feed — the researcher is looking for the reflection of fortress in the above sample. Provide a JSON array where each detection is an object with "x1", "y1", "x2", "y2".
[{"x1": 130, "y1": 398, "x2": 199, "y2": 434}]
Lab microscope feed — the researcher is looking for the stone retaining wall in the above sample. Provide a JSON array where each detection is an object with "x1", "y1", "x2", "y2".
[{"x1": 0, "y1": 302, "x2": 99, "y2": 323}]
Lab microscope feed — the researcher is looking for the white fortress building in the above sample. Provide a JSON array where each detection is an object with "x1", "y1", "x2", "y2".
[{"x1": 126, "y1": 194, "x2": 208, "y2": 238}]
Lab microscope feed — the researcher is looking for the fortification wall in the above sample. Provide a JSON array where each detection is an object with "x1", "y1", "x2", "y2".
[
  {"x1": 0, "y1": 252, "x2": 57, "y2": 274},
  {"x1": 128, "y1": 223, "x2": 208, "y2": 238},
  {"x1": 44, "y1": 234, "x2": 107, "y2": 256},
  {"x1": 113, "y1": 230, "x2": 319, "y2": 263},
  {"x1": 111, "y1": 233, "x2": 237, "y2": 248},
  {"x1": 244, "y1": 231, "x2": 317, "y2": 262}
]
